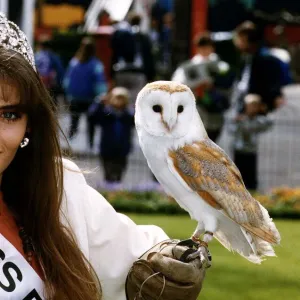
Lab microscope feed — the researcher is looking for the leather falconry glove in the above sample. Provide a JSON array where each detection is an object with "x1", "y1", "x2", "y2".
[{"x1": 126, "y1": 239, "x2": 211, "y2": 300}]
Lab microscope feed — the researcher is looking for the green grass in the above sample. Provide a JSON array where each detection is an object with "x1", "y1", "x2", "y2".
[{"x1": 127, "y1": 214, "x2": 300, "y2": 300}]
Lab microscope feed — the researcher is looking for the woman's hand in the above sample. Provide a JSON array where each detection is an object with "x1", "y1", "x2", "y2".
[{"x1": 126, "y1": 239, "x2": 210, "y2": 300}]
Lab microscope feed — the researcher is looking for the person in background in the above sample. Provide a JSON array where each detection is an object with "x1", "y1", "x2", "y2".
[
  {"x1": 88, "y1": 87, "x2": 134, "y2": 190},
  {"x1": 233, "y1": 21, "x2": 285, "y2": 114},
  {"x1": 262, "y1": 25, "x2": 292, "y2": 87},
  {"x1": 111, "y1": 13, "x2": 155, "y2": 105},
  {"x1": 35, "y1": 38, "x2": 65, "y2": 107},
  {"x1": 151, "y1": 0, "x2": 173, "y2": 37},
  {"x1": 64, "y1": 37, "x2": 107, "y2": 152},
  {"x1": 194, "y1": 34, "x2": 230, "y2": 142},
  {"x1": 228, "y1": 94, "x2": 273, "y2": 191},
  {"x1": 172, "y1": 33, "x2": 231, "y2": 143}
]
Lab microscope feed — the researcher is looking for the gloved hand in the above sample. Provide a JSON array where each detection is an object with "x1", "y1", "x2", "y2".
[{"x1": 126, "y1": 239, "x2": 211, "y2": 300}]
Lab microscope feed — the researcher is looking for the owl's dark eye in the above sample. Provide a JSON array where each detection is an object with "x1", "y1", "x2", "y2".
[
  {"x1": 177, "y1": 105, "x2": 184, "y2": 113},
  {"x1": 152, "y1": 105, "x2": 162, "y2": 113}
]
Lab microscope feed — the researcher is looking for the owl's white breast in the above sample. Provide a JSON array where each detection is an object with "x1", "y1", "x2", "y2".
[{"x1": 137, "y1": 128, "x2": 218, "y2": 222}]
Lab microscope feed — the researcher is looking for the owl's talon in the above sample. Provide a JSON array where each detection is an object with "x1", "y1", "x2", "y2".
[
  {"x1": 186, "y1": 245, "x2": 212, "y2": 268},
  {"x1": 186, "y1": 250, "x2": 199, "y2": 261}
]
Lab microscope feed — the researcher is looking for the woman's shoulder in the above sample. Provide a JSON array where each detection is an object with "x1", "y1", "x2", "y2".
[
  {"x1": 60, "y1": 159, "x2": 91, "y2": 257},
  {"x1": 60, "y1": 159, "x2": 89, "y2": 224},
  {"x1": 62, "y1": 157, "x2": 80, "y2": 169},
  {"x1": 62, "y1": 158, "x2": 87, "y2": 186}
]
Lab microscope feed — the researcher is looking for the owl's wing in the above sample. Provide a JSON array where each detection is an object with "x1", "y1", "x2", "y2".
[{"x1": 168, "y1": 138, "x2": 278, "y2": 244}]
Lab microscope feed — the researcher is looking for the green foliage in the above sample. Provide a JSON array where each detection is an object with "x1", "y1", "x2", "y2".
[
  {"x1": 101, "y1": 191, "x2": 186, "y2": 215},
  {"x1": 101, "y1": 188, "x2": 300, "y2": 219}
]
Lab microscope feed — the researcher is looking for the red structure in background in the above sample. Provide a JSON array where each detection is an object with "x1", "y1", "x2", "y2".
[
  {"x1": 91, "y1": 27, "x2": 114, "y2": 87},
  {"x1": 191, "y1": 0, "x2": 208, "y2": 98},
  {"x1": 35, "y1": 27, "x2": 53, "y2": 42},
  {"x1": 190, "y1": 0, "x2": 208, "y2": 56}
]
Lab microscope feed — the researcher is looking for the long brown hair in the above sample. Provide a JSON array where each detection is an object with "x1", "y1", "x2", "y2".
[
  {"x1": 0, "y1": 48, "x2": 102, "y2": 299},
  {"x1": 76, "y1": 37, "x2": 96, "y2": 63}
]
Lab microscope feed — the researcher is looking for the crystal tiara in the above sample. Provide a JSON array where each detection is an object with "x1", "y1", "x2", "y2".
[{"x1": 0, "y1": 12, "x2": 36, "y2": 70}]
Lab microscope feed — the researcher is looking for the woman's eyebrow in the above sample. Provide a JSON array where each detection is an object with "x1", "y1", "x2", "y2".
[{"x1": 0, "y1": 104, "x2": 22, "y2": 110}]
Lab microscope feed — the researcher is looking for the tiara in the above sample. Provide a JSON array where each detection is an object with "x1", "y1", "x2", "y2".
[{"x1": 0, "y1": 12, "x2": 36, "y2": 70}]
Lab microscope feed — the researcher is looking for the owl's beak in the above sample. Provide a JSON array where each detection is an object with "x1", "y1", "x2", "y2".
[
  {"x1": 168, "y1": 117, "x2": 177, "y2": 131},
  {"x1": 161, "y1": 116, "x2": 177, "y2": 132}
]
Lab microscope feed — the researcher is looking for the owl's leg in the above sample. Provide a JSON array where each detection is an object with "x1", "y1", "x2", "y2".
[
  {"x1": 191, "y1": 222, "x2": 205, "y2": 242},
  {"x1": 187, "y1": 219, "x2": 217, "y2": 267},
  {"x1": 192, "y1": 217, "x2": 216, "y2": 245},
  {"x1": 203, "y1": 231, "x2": 214, "y2": 243},
  {"x1": 188, "y1": 224, "x2": 212, "y2": 268},
  {"x1": 202, "y1": 215, "x2": 218, "y2": 244}
]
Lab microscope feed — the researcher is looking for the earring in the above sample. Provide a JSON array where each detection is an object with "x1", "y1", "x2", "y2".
[{"x1": 20, "y1": 137, "x2": 29, "y2": 148}]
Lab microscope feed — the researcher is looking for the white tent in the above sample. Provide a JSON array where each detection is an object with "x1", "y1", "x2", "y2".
[{"x1": 84, "y1": 0, "x2": 133, "y2": 31}]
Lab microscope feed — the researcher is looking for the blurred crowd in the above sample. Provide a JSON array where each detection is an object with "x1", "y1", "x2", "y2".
[{"x1": 33, "y1": 2, "x2": 293, "y2": 192}]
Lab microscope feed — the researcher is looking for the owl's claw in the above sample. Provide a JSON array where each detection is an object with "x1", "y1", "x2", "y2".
[{"x1": 186, "y1": 244, "x2": 212, "y2": 268}]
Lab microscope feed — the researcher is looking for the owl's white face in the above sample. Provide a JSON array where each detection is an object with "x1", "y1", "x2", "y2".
[{"x1": 135, "y1": 89, "x2": 197, "y2": 138}]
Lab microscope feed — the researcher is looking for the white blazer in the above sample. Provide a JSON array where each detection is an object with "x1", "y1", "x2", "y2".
[{"x1": 61, "y1": 159, "x2": 168, "y2": 300}]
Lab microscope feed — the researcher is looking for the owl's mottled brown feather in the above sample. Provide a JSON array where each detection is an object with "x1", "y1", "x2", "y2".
[{"x1": 169, "y1": 138, "x2": 278, "y2": 244}]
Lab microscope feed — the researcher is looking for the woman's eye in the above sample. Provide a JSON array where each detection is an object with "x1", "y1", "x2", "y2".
[
  {"x1": 152, "y1": 105, "x2": 162, "y2": 113},
  {"x1": 177, "y1": 105, "x2": 184, "y2": 113},
  {"x1": 1, "y1": 112, "x2": 20, "y2": 121}
]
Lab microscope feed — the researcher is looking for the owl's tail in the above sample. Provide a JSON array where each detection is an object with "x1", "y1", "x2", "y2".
[{"x1": 214, "y1": 208, "x2": 280, "y2": 264}]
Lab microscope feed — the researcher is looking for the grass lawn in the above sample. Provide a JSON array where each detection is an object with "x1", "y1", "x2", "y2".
[{"x1": 127, "y1": 214, "x2": 300, "y2": 300}]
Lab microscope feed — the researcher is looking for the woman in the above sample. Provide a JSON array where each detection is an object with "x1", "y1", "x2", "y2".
[
  {"x1": 64, "y1": 37, "x2": 107, "y2": 151},
  {"x1": 0, "y1": 14, "x2": 206, "y2": 300}
]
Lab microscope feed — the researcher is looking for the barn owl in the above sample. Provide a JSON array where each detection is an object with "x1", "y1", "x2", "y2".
[{"x1": 135, "y1": 81, "x2": 280, "y2": 265}]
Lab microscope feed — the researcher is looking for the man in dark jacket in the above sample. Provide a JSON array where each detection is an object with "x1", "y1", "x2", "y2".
[
  {"x1": 111, "y1": 13, "x2": 155, "y2": 106},
  {"x1": 233, "y1": 21, "x2": 285, "y2": 114}
]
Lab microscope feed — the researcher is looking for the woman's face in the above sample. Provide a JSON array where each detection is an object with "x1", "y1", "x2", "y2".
[{"x1": 0, "y1": 82, "x2": 27, "y2": 183}]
